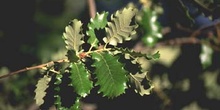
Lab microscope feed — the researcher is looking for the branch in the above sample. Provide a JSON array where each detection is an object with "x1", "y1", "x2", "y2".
[
  {"x1": 161, "y1": 21, "x2": 220, "y2": 51},
  {"x1": 87, "y1": 0, "x2": 96, "y2": 18},
  {"x1": 156, "y1": 37, "x2": 219, "y2": 51},
  {"x1": 0, "y1": 59, "x2": 68, "y2": 79}
]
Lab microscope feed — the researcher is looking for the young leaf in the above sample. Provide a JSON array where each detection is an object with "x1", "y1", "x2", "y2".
[
  {"x1": 86, "y1": 12, "x2": 109, "y2": 48},
  {"x1": 63, "y1": 19, "x2": 84, "y2": 53},
  {"x1": 103, "y1": 7, "x2": 138, "y2": 46},
  {"x1": 69, "y1": 62, "x2": 93, "y2": 97},
  {"x1": 91, "y1": 51, "x2": 128, "y2": 98},
  {"x1": 35, "y1": 75, "x2": 51, "y2": 106},
  {"x1": 129, "y1": 72, "x2": 154, "y2": 96}
]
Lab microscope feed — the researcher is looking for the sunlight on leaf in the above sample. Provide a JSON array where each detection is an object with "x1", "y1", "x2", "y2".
[
  {"x1": 34, "y1": 75, "x2": 51, "y2": 106},
  {"x1": 103, "y1": 6, "x2": 138, "y2": 46},
  {"x1": 69, "y1": 62, "x2": 93, "y2": 97},
  {"x1": 86, "y1": 12, "x2": 109, "y2": 48},
  {"x1": 92, "y1": 51, "x2": 128, "y2": 98},
  {"x1": 200, "y1": 44, "x2": 213, "y2": 69},
  {"x1": 63, "y1": 19, "x2": 84, "y2": 53},
  {"x1": 137, "y1": 7, "x2": 162, "y2": 47}
]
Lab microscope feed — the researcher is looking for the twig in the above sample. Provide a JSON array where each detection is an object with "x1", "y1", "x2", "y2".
[
  {"x1": 164, "y1": 21, "x2": 220, "y2": 51},
  {"x1": 0, "y1": 59, "x2": 68, "y2": 79},
  {"x1": 157, "y1": 37, "x2": 200, "y2": 46},
  {"x1": 87, "y1": 0, "x2": 96, "y2": 18},
  {"x1": 215, "y1": 23, "x2": 220, "y2": 43}
]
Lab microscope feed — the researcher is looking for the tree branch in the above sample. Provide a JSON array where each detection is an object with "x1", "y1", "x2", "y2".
[
  {"x1": 87, "y1": 0, "x2": 96, "y2": 18},
  {"x1": 0, "y1": 59, "x2": 68, "y2": 79}
]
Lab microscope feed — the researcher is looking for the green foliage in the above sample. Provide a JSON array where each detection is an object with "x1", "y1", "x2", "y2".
[
  {"x1": 69, "y1": 62, "x2": 93, "y2": 97},
  {"x1": 103, "y1": 7, "x2": 139, "y2": 46},
  {"x1": 137, "y1": 7, "x2": 162, "y2": 47},
  {"x1": 92, "y1": 51, "x2": 128, "y2": 98},
  {"x1": 2, "y1": 1, "x2": 220, "y2": 110},
  {"x1": 63, "y1": 19, "x2": 84, "y2": 54},
  {"x1": 86, "y1": 12, "x2": 109, "y2": 48},
  {"x1": 200, "y1": 44, "x2": 213, "y2": 69},
  {"x1": 54, "y1": 73, "x2": 63, "y2": 109},
  {"x1": 35, "y1": 75, "x2": 51, "y2": 106},
  {"x1": 33, "y1": 6, "x2": 160, "y2": 110}
]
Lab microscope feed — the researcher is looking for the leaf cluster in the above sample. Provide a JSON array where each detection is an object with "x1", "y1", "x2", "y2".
[{"x1": 34, "y1": 6, "x2": 160, "y2": 110}]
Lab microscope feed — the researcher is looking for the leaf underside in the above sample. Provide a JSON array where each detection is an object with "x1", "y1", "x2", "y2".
[
  {"x1": 91, "y1": 51, "x2": 128, "y2": 98},
  {"x1": 129, "y1": 72, "x2": 154, "y2": 96},
  {"x1": 103, "y1": 7, "x2": 138, "y2": 46},
  {"x1": 63, "y1": 19, "x2": 84, "y2": 53},
  {"x1": 35, "y1": 75, "x2": 51, "y2": 106}
]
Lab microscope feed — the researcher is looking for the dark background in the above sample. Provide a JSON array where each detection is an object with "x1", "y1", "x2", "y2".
[{"x1": 0, "y1": 0, "x2": 220, "y2": 110}]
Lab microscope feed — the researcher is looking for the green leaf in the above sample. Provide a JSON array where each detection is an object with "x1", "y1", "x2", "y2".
[
  {"x1": 113, "y1": 48, "x2": 160, "y2": 60},
  {"x1": 34, "y1": 75, "x2": 51, "y2": 106},
  {"x1": 63, "y1": 19, "x2": 84, "y2": 53},
  {"x1": 129, "y1": 72, "x2": 154, "y2": 96},
  {"x1": 139, "y1": 8, "x2": 162, "y2": 47},
  {"x1": 146, "y1": 51, "x2": 160, "y2": 60},
  {"x1": 69, "y1": 62, "x2": 93, "y2": 97},
  {"x1": 86, "y1": 12, "x2": 109, "y2": 48},
  {"x1": 66, "y1": 50, "x2": 79, "y2": 62},
  {"x1": 54, "y1": 73, "x2": 63, "y2": 108},
  {"x1": 200, "y1": 44, "x2": 213, "y2": 69},
  {"x1": 103, "y1": 7, "x2": 138, "y2": 46},
  {"x1": 69, "y1": 97, "x2": 81, "y2": 110},
  {"x1": 91, "y1": 51, "x2": 128, "y2": 98}
]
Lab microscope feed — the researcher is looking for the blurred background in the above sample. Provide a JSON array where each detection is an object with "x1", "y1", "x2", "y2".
[{"x1": 0, "y1": 0, "x2": 220, "y2": 110}]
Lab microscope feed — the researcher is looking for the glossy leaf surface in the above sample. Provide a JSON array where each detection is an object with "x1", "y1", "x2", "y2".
[
  {"x1": 86, "y1": 12, "x2": 109, "y2": 48},
  {"x1": 92, "y1": 51, "x2": 128, "y2": 98},
  {"x1": 69, "y1": 62, "x2": 93, "y2": 97}
]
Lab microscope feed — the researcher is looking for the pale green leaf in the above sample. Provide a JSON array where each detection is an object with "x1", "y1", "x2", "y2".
[
  {"x1": 103, "y1": 7, "x2": 138, "y2": 46},
  {"x1": 34, "y1": 75, "x2": 51, "y2": 106},
  {"x1": 129, "y1": 72, "x2": 154, "y2": 96},
  {"x1": 63, "y1": 19, "x2": 84, "y2": 53}
]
